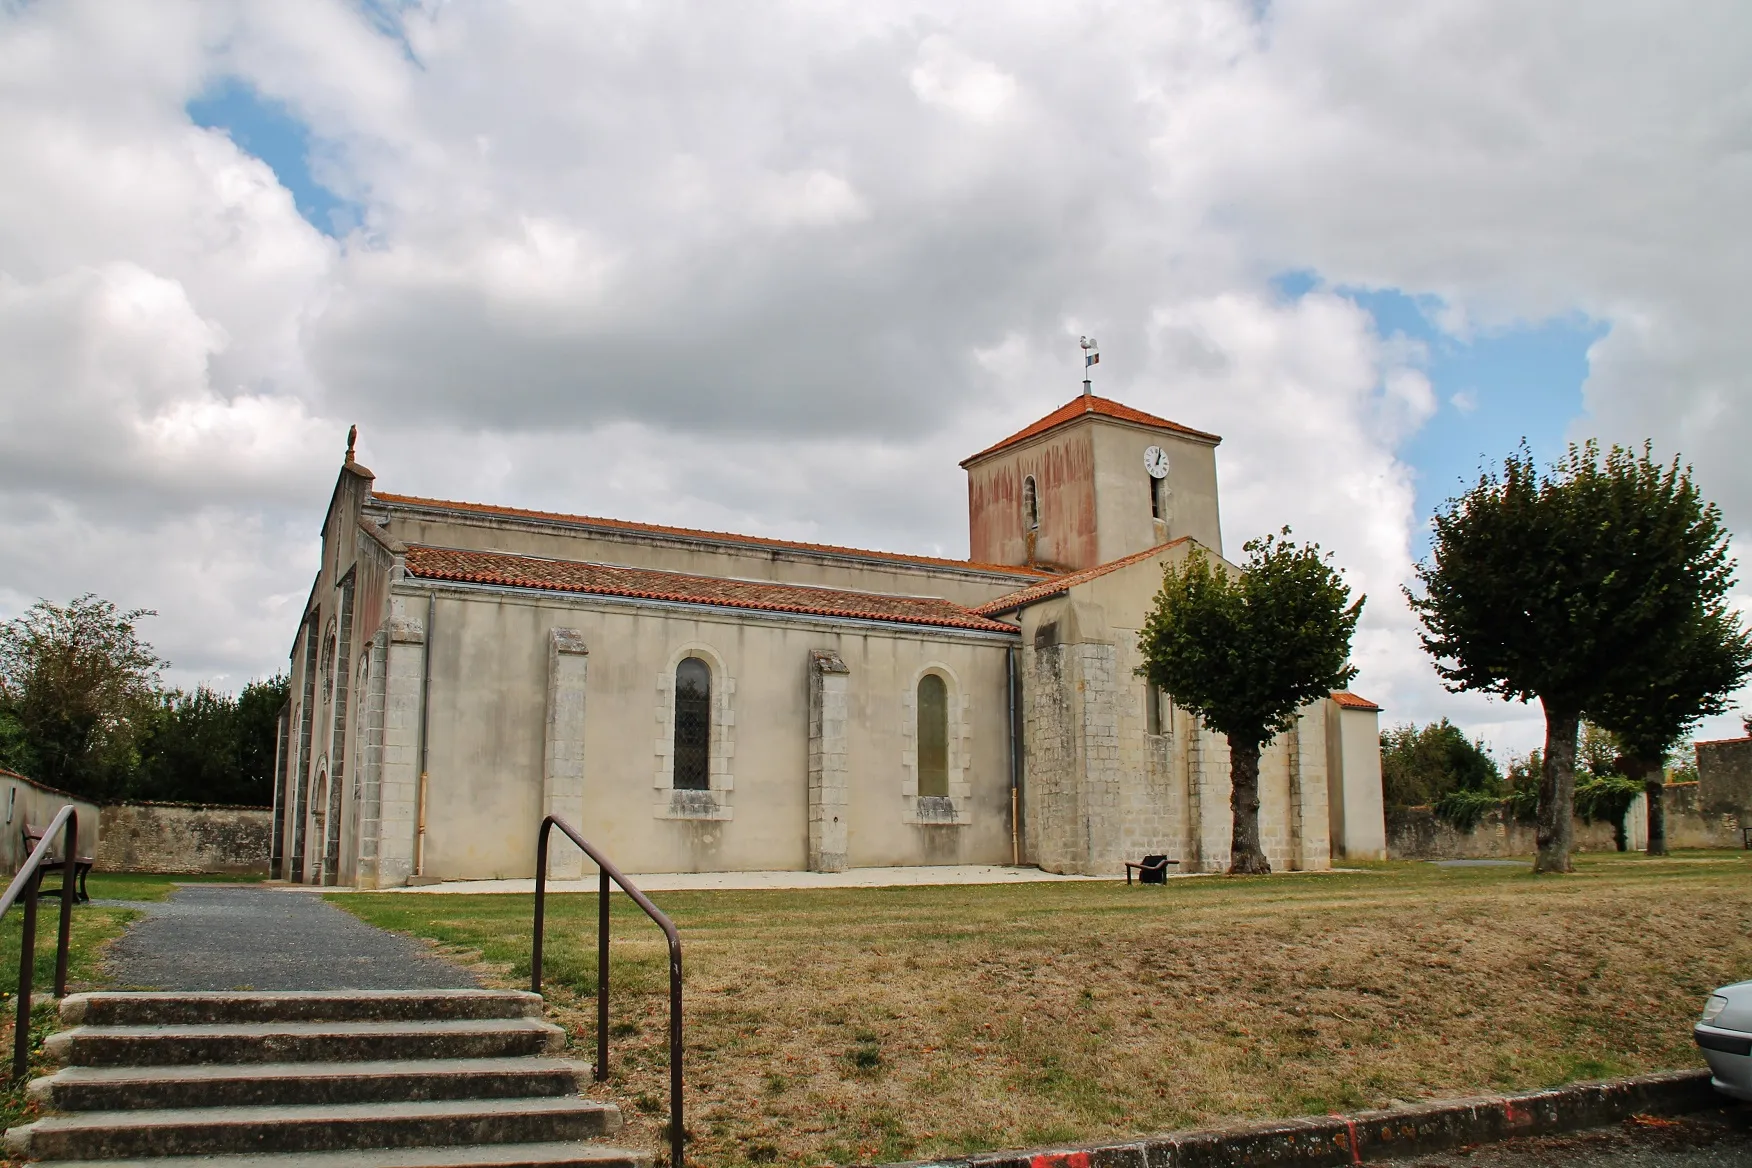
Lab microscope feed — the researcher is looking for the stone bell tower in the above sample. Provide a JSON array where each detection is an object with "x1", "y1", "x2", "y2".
[{"x1": 961, "y1": 393, "x2": 1223, "y2": 572}]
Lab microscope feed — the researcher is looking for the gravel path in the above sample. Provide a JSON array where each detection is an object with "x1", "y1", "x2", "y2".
[{"x1": 102, "y1": 885, "x2": 478, "y2": 991}]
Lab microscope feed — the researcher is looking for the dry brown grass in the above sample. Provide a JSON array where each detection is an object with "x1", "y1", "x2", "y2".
[{"x1": 337, "y1": 853, "x2": 1752, "y2": 1167}]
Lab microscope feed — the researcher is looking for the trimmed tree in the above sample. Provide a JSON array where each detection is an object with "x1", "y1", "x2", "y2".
[
  {"x1": 1409, "y1": 442, "x2": 1739, "y2": 873},
  {"x1": 1588, "y1": 607, "x2": 1752, "y2": 855},
  {"x1": 1137, "y1": 530, "x2": 1363, "y2": 874}
]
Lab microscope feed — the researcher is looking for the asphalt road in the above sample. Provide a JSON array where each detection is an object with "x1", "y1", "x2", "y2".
[
  {"x1": 101, "y1": 884, "x2": 478, "y2": 991},
  {"x1": 1385, "y1": 1109, "x2": 1752, "y2": 1167}
]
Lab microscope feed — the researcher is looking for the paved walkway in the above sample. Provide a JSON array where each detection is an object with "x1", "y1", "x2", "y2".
[{"x1": 102, "y1": 885, "x2": 477, "y2": 991}]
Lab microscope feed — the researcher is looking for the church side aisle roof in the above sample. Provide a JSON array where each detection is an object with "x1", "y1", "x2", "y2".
[
  {"x1": 973, "y1": 538, "x2": 1193, "y2": 616},
  {"x1": 372, "y1": 492, "x2": 1050, "y2": 581},
  {"x1": 959, "y1": 394, "x2": 1222, "y2": 467},
  {"x1": 403, "y1": 545, "x2": 1022, "y2": 634},
  {"x1": 1331, "y1": 691, "x2": 1382, "y2": 711}
]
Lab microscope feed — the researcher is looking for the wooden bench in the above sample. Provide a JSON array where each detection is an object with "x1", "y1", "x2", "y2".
[
  {"x1": 22, "y1": 822, "x2": 93, "y2": 903},
  {"x1": 1124, "y1": 854, "x2": 1178, "y2": 884}
]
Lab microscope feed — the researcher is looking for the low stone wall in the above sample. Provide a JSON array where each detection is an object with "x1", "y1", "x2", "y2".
[
  {"x1": 1389, "y1": 785, "x2": 1745, "y2": 859},
  {"x1": 1387, "y1": 806, "x2": 1622, "y2": 860},
  {"x1": 1659, "y1": 782, "x2": 1745, "y2": 849},
  {"x1": 93, "y1": 802, "x2": 272, "y2": 875}
]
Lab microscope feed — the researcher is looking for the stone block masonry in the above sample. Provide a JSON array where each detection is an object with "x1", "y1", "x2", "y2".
[
  {"x1": 543, "y1": 628, "x2": 589, "y2": 878},
  {"x1": 808, "y1": 650, "x2": 851, "y2": 872},
  {"x1": 94, "y1": 803, "x2": 271, "y2": 875}
]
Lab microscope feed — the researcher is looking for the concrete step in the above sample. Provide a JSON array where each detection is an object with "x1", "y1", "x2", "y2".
[
  {"x1": 46, "y1": 1019, "x2": 568, "y2": 1068},
  {"x1": 62, "y1": 992, "x2": 545, "y2": 1028},
  {"x1": 4, "y1": 1097, "x2": 624, "y2": 1160},
  {"x1": 28, "y1": 1058, "x2": 593, "y2": 1111},
  {"x1": 27, "y1": 1142, "x2": 650, "y2": 1168}
]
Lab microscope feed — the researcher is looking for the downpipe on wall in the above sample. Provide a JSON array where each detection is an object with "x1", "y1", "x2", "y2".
[
  {"x1": 415, "y1": 591, "x2": 434, "y2": 879},
  {"x1": 1007, "y1": 644, "x2": 1021, "y2": 867}
]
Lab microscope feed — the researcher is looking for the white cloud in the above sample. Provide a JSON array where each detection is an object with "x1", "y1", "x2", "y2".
[
  {"x1": 0, "y1": 0, "x2": 1747, "y2": 757},
  {"x1": 910, "y1": 36, "x2": 1019, "y2": 124}
]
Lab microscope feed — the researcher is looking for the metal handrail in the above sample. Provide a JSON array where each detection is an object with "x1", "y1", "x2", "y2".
[
  {"x1": 0, "y1": 804, "x2": 78, "y2": 1079},
  {"x1": 533, "y1": 815, "x2": 683, "y2": 1168}
]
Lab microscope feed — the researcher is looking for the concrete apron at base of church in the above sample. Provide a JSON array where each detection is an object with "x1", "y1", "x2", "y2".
[
  {"x1": 275, "y1": 393, "x2": 1388, "y2": 889},
  {"x1": 4, "y1": 990, "x2": 647, "y2": 1167}
]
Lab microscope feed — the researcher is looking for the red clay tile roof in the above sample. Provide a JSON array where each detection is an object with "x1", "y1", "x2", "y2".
[
  {"x1": 403, "y1": 545, "x2": 1021, "y2": 634},
  {"x1": 973, "y1": 539, "x2": 1191, "y2": 616},
  {"x1": 1331, "y1": 692, "x2": 1381, "y2": 711},
  {"x1": 372, "y1": 493, "x2": 1048, "y2": 580},
  {"x1": 961, "y1": 395, "x2": 1222, "y2": 467}
]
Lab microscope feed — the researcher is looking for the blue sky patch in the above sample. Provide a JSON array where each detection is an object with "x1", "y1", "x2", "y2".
[
  {"x1": 1276, "y1": 274, "x2": 1604, "y2": 557},
  {"x1": 187, "y1": 77, "x2": 360, "y2": 237}
]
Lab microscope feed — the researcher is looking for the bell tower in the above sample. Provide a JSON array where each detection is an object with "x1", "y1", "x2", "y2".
[{"x1": 961, "y1": 394, "x2": 1222, "y2": 572}]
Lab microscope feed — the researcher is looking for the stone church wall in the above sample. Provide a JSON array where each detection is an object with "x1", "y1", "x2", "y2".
[
  {"x1": 378, "y1": 584, "x2": 1017, "y2": 882},
  {"x1": 94, "y1": 802, "x2": 271, "y2": 875}
]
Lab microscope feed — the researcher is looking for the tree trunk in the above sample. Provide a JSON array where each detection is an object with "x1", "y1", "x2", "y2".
[
  {"x1": 1227, "y1": 738, "x2": 1271, "y2": 875},
  {"x1": 1534, "y1": 702, "x2": 1579, "y2": 874},
  {"x1": 1626, "y1": 755, "x2": 1666, "y2": 856}
]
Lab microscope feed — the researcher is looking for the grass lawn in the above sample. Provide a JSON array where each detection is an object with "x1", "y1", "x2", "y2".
[{"x1": 334, "y1": 852, "x2": 1752, "y2": 1167}]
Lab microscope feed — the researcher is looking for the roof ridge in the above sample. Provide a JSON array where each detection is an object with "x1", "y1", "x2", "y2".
[
  {"x1": 407, "y1": 542, "x2": 977, "y2": 604},
  {"x1": 371, "y1": 492, "x2": 1049, "y2": 580},
  {"x1": 973, "y1": 538, "x2": 1192, "y2": 616},
  {"x1": 960, "y1": 394, "x2": 1221, "y2": 467},
  {"x1": 402, "y1": 544, "x2": 1020, "y2": 635}
]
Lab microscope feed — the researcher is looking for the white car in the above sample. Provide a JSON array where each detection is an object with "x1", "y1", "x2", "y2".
[{"x1": 1696, "y1": 979, "x2": 1752, "y2": 1101}]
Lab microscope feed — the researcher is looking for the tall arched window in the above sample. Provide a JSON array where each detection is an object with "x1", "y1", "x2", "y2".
[
  {"x1": 673, "y1": 657, "x2": 712, "y2": 790},
  {"x1": 916, "y1": 674, "x2": 949, "y2": 799},
  {"x1": 1151, "y1": 475, "x2": 1169, "y2": 521},
  {"x1": 1023, "y1": 476, "x2": 1039, "y2": 531}
]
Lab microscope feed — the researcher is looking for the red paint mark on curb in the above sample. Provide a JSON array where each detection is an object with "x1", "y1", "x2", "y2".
[
  {"x1": 1029, "y1": 1154, "x2": 1090, "y2": 1168},
  {"x1": 1504, "y1": 1100, "x2": 1532, "y2": 1128},
  {"x1": 1329, "y1": 1114, "x2": 1362, "y2": 1164}
]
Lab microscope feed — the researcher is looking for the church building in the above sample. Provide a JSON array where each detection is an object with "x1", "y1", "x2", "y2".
[{"x1": 272, "y1": 391, "x2": 1387, "y2": 887}]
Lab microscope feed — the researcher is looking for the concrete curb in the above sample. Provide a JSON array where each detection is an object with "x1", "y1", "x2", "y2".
[{"x1": 875, "y1": 1068, "x2": 1719, "y2": 1168}]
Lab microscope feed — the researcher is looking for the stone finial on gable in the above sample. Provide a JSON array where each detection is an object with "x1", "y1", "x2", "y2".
[{"x1": 345, "y1": 425, "x2": 358, "y2": 464}]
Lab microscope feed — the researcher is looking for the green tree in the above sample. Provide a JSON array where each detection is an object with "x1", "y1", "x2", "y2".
[
  {"x1": 1409, "y1": 442, "x2": 1739, "y2": 873},
  {"x1": 1587, "y1": 608, "x2": 1752, "y2": 855},
  {"x1": 1380, "y1": 719, "x2": 1502, "y2": 810},
  {"x1": 0, "y1": 595, "x2": 165, "y2": 799},
  {"x1": 1138, "y1": 531, "x2": 1363, "y2": 874},
  {"x1": 134, "y1": 674, "x2": 289, "y2": 806}
]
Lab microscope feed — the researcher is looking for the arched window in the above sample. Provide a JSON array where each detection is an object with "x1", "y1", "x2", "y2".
[
  {"x1": 673, "y1": 657, "x2": 712, "y2": 791},
  {"x1": 916, "y1": 674, "x2": 949, "y2": 799},
  {"x1": 1023, "y1": 476, "x2": 1039, "y2": 531}
]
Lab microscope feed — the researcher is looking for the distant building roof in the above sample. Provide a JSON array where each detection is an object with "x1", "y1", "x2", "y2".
[
  {"x1": 403, "y1": 545, "x2": 1021, "y2": 634},
  {"x1": 1331, "y1": 692, "x2": 1381, "y2": 711},
  {"x1": 960, "y1": 394, "x2": 1222, "y2": 467},
  {"x1": 973, "y1": 539, "x2": 1191, "y2": 616},
  {"x1": 372, "y1": 493, "x2": 1048, "y2": 580}
]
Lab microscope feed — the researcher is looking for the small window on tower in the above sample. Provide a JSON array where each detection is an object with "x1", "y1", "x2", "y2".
[
  {"x1": 1151, "y1": 475, "x2": 1168, "y2": 521},
  {"x1": 1023, "y1": 476, "x2": 1039, "y2": 531},
  {"x1": 1146, "y1": 682, "x2": 1164, "y2": 735}
]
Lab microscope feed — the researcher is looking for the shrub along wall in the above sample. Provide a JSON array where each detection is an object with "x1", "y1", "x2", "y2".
[{"x1": 93, "y1": 802, "x2": 271, "y2": 875}]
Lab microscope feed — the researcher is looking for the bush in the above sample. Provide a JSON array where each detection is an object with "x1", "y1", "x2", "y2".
[{"x1": 1381, "y1": 719, "x2": 1502, "y2": 814}]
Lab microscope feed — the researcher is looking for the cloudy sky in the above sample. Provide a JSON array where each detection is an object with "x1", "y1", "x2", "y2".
[{"x1": 3, "y1": 0, "x2": 1749, "y2": 759}]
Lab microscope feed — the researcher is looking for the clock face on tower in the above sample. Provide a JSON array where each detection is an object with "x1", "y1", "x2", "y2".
[{"x1": 1144, "y1": 446, "x2": 1170, "y2": 479}]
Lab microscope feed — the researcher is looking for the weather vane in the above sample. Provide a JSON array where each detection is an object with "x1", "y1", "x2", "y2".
[{"x1": 1080, "y1": 336, "x2": 1099, "y2": 396}]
